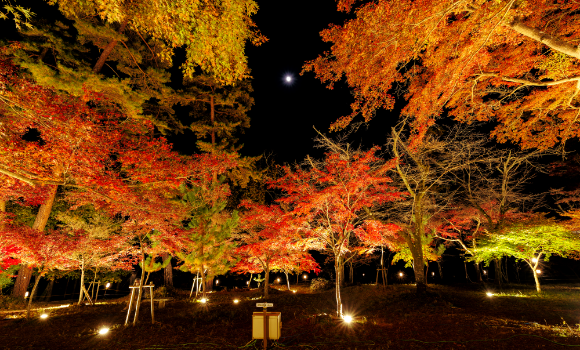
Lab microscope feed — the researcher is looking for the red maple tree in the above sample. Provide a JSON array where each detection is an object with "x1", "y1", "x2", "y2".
[
  {"x1": 234, "y1": 202, "x2": 320, "y2": 297},
  {"x1": 271, "y1": 145, "x2": 403, "y2": 316},
  {"x1": 304, "y1": 1, "x2": 580, "y2": 149}
]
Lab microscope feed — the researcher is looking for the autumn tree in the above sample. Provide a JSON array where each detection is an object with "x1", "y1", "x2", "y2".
[
  {"x1": 44, "y1": 0, "x2": 265, "y2": 84},
  {"x1": 57, "y1": 209, "x2": 131, "y2": 304},
  {"x1": 272, "y1": 139, "x2": 402, "y2": 316},
  {"x1": 305, "y1": 0, "x2": 580, "y2": 149},
  {"x1": 0, "y1": 225, "x2": 78, "y2": 318},
  {"x1": 234, "y1": 202, "x2": 319, "y2": 297},
  {"x1": 0, "y1": 54, "x2": 204, "y2": 298},
  {"x1": 384, "y1": 125, "x2": 489, "y2": 293},
  {"x1": 472, "y1": 214, "x2": 580, "y2": 292}
]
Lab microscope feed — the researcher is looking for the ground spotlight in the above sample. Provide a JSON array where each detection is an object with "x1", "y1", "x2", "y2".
[
  {"x1": 98, "y1": 327, "x2": 109, "y2": 335},
  {"x1": 200, "y1": 298, "x2": 207, "y2": 303},
  {"x1": 233, "y1": 299, "x2": 239, "y2": 304},
  {"x1": 343, "y1": 315, "x2": 353, "y2": 323},
  {"x1": 40, "y1": 313, "x2": 48, "y2": 319},
  {"x1": 105, "y1": 282, "x2": 111, "y2": 289},
  {"x1": 486, "y1": 292, "x2": 493, "y2": 297}
]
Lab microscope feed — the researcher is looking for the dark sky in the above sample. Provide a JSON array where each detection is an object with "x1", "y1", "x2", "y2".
[{"x1": 238, "y1": 0, "x2": 396, "y2": 165}]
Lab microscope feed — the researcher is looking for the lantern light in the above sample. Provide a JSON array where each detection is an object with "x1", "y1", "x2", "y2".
[
  {"x1": 25, "y1": 292, "x2": 29, "y2": 298},
  {"x1": 233, "y1": 299, "x2": 239, "y2": 304},
  {"x1": 432, "y1": 272, "x2": 435, "y2": 276},
  {"x1": 399, "y1": 272, "x2": 403, "y2": 277},
  {"x1": 303, "y1": 275, "x2": 307, "y2": 279},
  {"x1": 276, "y1": 278, "x2": 280, "y2": 283},
  {"x1": 105, "y1": 283, "x2": 111, "y2": 289},
  {"x1": 216, "y1": 280, "x2": 219, "y2": 285}
]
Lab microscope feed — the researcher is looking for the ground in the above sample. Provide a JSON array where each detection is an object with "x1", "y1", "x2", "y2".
[{"x1": 1, "y1": 283, "x2": 580, "y2": 349}]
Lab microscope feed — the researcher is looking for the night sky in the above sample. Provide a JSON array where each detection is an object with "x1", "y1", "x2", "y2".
[{"x1": 237, "y1": 1, "x2": 396, "y2": 165}]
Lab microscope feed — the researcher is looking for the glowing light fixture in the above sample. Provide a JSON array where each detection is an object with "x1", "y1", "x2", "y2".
[
  {"x1": 399, "y1": 272, "x2": 403, "y2": 277},
  {"x1": 276, "y1": 278, "x2": 280, "y2": 283},
  {"x1": 532, "y1": 258, "x2": 538, "y2": 263},
  {"x1": 200, "y1": 298, "x2": 207, "y2": 303},
  {"x1": 233, "y1": 299, "x2": 239, "y2": 304},
  {"x1": 362, "y1": 273, "x2": 365, "y2": 276},
  {"x1": 536, "y1": 269, "x2": 542, "y2": 274},
  {"x1": 247, "y1": 281, "x2": 250, "y2": 285},
  {"x1": 343, "y1": 315, "x2": 353, "y2": 323},
  {"x1": 483, "y1": 270, "x2": 487, "y2": 275},
  {"x1": 486, "y1": 292, "x2": 493, "y2": 297},
  {"x1": 285, "y1": 75, "x2": 292, "y2": 83},
  {"x1": 40, "y1": 313, "x2": 48, "y2": 319},
  {"x1": 105, "y1": 283, "x2": 111, "y2": 289},
  {"x1": 216, "y1": 280, "x2": 219, "y2": 285},
  {"x1": 303, "y1": 275, "x2": 307, "y2": 279},
  {"x1": 24, "y1": 291, "x2": 29, "y2": 298},
  {"x1": 292, "y1": 290, "x2": 297, "y2": 293},
  {"x1": 98, "y1": 327, "x2": 109, "y2": 335},
  {"x1": 432, "y1": 272, "x2": 435, "y2": 276}
]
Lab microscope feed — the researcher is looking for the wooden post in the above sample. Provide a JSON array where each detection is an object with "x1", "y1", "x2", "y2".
[
  {"x1": 263, "y1": 306, "x2": 269, "y2": 350},
  {"x1": 125, "y1": 287, "x2": 136, "y2": 326},
  {"x1": 125, "y1": 281, "x2": 155, "y2": 325},
  {"x1": 95, "y1": 282, "x2": 101, "y2": 303},
  {"x1": 149, "y1": 282, "x2": 155, "y2": 324}
]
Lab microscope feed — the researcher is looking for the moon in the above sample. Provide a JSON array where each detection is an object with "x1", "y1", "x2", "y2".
[{"x1": 284, "y1": 74, "x2": 294, "y2": 84}]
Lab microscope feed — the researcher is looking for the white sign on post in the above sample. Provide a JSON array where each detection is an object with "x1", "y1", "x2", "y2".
[{"x1": 256, "y1": 302, "x2": 273, "y2": 308}]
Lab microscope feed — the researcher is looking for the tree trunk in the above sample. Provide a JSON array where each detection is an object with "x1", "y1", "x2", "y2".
[
  {"x1": 474, "y1": 262, "x2": 482, "y2": 282},
  {"x1": 284, "y1": 271, "x2": 290, "y2": 290},
  {"x1": 26, "y1": 273, "x2": 43, "y2": 319},
  {"x1": 78, "y1": 260, "x2": 85, "y2": 305},
  {"x1": 201, "y1": 269, "x2": 207, "y2": 299},
  {"x1": 437, "y1": 259, "x2": 443, "y2": 280},
  {"x1": 349, "y1": 261, "x2": 354, "y2": 284},
  {"x1": 494, "y1": 259, "x2": 502, "y2": 287},
  {"x1": 205, "y1": 274, "x2": 213, "y2": 293},
  {"x1": 339, "y1": 263, "x2": 345, "y2": 287},
  {"x1": 41, "y1": 278, "x2": 55, "y2": 302},
  {"x1": 407, "y1": 232, "x2": 427, "y2": 294},
  {"x1": 334, "y1": 258, "x2": 343, "y2": 317},
  {"x1": 507, "y1": 19, "x2": 580, "y2": 60},
  {"x1": 93, "y1": 20, "x2": 128, "y2": 74},
  {"x1": 161, "y1": 253, "x2": 173, "y2": 287},
  {"x1": 532, "y1": 269, "x2": 541, "y2": 293},
  {"x1": 38, "y1": 47, "x2": 49, "y2": 62},
  {"x1": 249, "y1": 273, "x2": 253, "y2": 289},
  {"x1": 13, "y1": 184, "x2": 59, "y2": 299},
  {"x1": 263, "y1": 265, "x2": 270, "y2": 298},
  {"x1": 133, "y1": 254, "x2": 146, "y2": 325},
  {"x1": 463, "y1": 260, "x2": 471, "y2": 282},
  {"x1": 504, "y1": 257, "x2": 509, "y2": 283}
]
